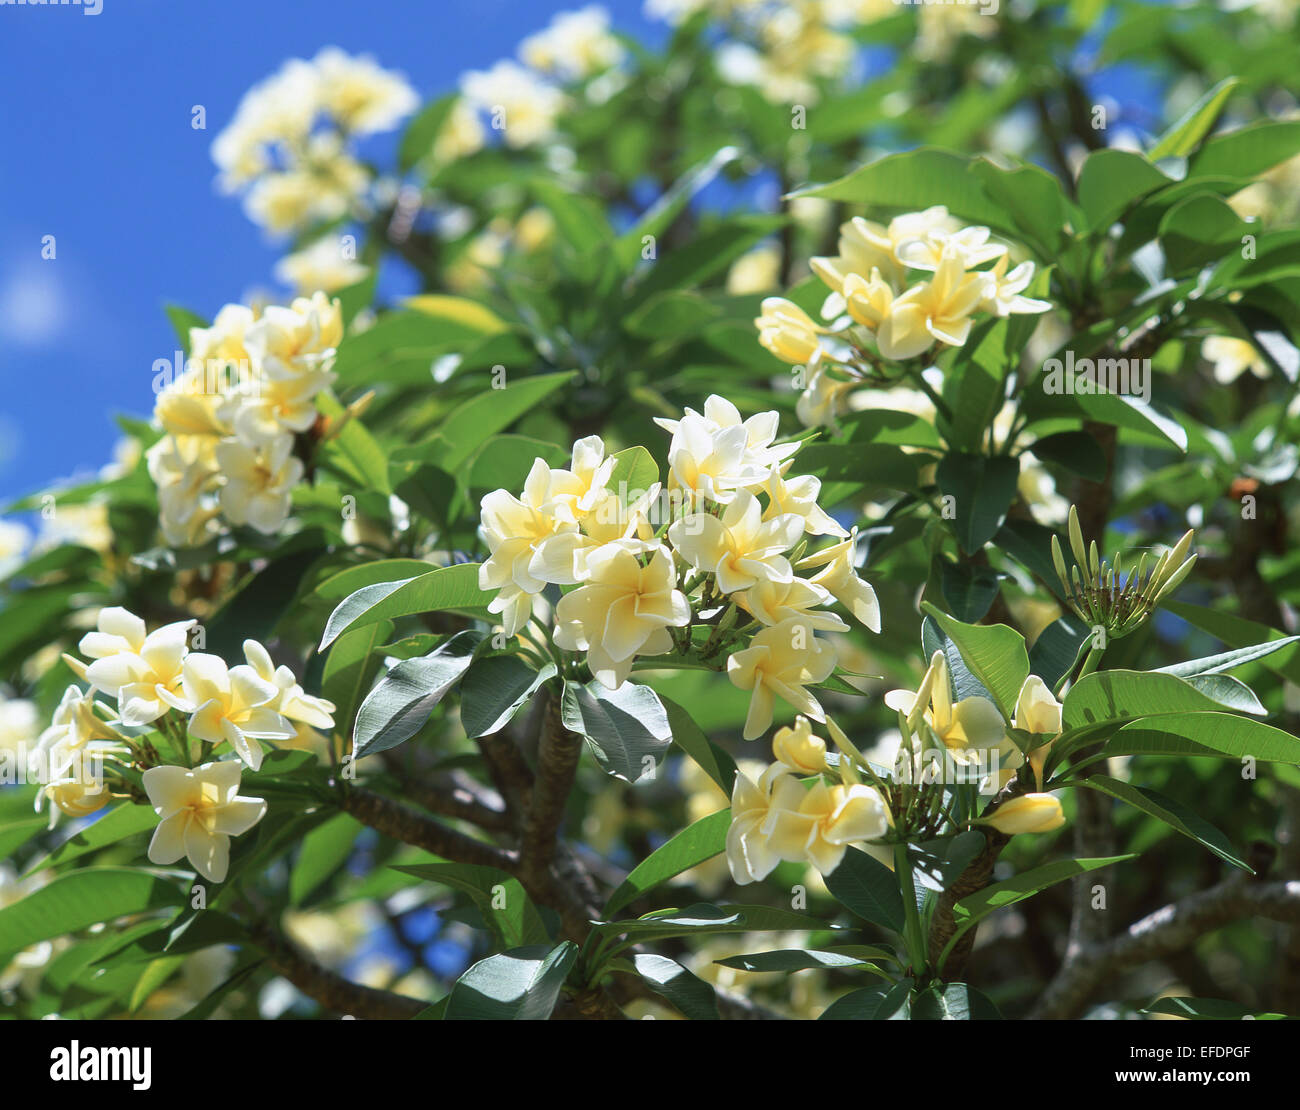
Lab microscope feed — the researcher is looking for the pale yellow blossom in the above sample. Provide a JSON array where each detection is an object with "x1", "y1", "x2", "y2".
[{"x1": 144, "y1": 761, "x2": 268, "y2": 883}]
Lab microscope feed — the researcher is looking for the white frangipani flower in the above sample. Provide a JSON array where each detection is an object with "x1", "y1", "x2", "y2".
[
  {"x1": 159, "y1": 654, "x2": 295, "y2": 770},
  {"x1": 143, "y1": 761, "x2": 267, "y2": 883},
  {"x1": 552, "y1": 545, "x2": 689, "y2": 688},
  {"x1": 668, "y1": 489, "x2": 803, "y2": 595}
]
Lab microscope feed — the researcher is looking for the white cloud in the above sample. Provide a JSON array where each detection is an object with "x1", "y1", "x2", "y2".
[{"x1": 0, "y1": 260, "x2": 67, "y2": 347}]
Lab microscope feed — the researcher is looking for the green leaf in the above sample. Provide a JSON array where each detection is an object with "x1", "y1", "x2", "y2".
[
  {"x1": 1023, "y1": 378, "x2": 1189, "y2": 452},
  {"x1": 819, "y1": 980, "x2": 913, "y2": 1020},
  {"x1": 561, "y1": 679, "x2": 673, "y2": 783},
  {"x1": 939, "y1": 556, "x2": 1002, "y2": 623},
  {"x1": 1154, "y1": 634, "x2": 1300, "y2": 679},
  {"x1": 631, "y1": 953, "x2": 719, "y2": 1019},
  {"x1": 1189, "y1": 119, "x2": 1300, "y2": 181},
  {"x1": 164, "y1": 305, "x2": 207, "y2": 354},
  {"x1": 923, "y1": 614, "x2": 996, "y2": 707},
  {"x1": 940, "y1": 855, "x2": 1135, "y2": 971},
  {"x1": 1106, "y1": 713, "x2": 1300, "y2": 763},
  {"x1": 25, "y1": 803, "x2": 158, "y2": 875},
  {"x1": 129, "y1": 955, "x2": 184, "y2": 1012},
  {"x1": 615, "y1": 146, "x2": 742, "y2": 271},
  {"x1": 391, "y1": 863, "x2": 549, "y2": 949},
  {"x1": 464, "y1": 435, "x2": 569, "y2": 492},
  {"x1": 321, "y1": 619, "x2": 393, "y2": 739},
  {"x1": 352, "y1": 630, "x2": 483, "y2": 759},
  {"x1": 434, "y1": 371, "x2": 576, "y2": 471},
  {"x1": 842, "y1": 407, "x2": 943, "y2": 449},
  {"x1": 595, "y1": 904, "x2": 745, "y2": 944},
  {"x1": 177, "y1": 959, "x2": 262, "y2": 1020},
  {"x1": 968, "y1": 158, "x2": 1073, "y2": 255},
  {"x1": 795, "y1": 148, "x2": 1013, "y2": 235},
  {"x1": 458, "y1": 655, "x2": 556, "y2": 739},
  {"x1": 628, "y1": 214, "x2": 784, "y2": 306},
  {"x1": 1063, "y1": 669, "x2": 1238, "y2": 731},
  {"x1": 605, "y1": 810, "x2": 731, "y2": 915},
  {"x1": 1147, "y1": 77, "x2": 1241, "y2": 161},
  {"x1": 1142, "y1": 996, "x2": 1285, "y2": 1020},
  {"x1": 824, "y1": 847, "x2": 906, "y2": 934},
  {"x1": 921, "y1": 603, "x2": 1030, "y2": 720},
  {"x1": 911, "y1": 982, "x2": 1002, "y2": 1020},
  {"x1": 532, "y1": 178, "x2": 615, "y2": 258},
  {"x1": 316, "y1": 394, "x2": 391, "y2": 495},
  {"x1": 1027, "y1": 615, "x2": 1091, "y2": 689},
  {"x1": 0, "y1": 818, "x2": 46, "y2": 863},
  {"x1": 1028, "y1": 431, "x2": 1108, "y2": 481},
  {"x1": 909, "y1": 831, "x2": 987, "y2": 894},
  {"x1": 314, "y1": 558, "x2": 439, "y2": 601},
  {"x1": 331, "y1": 307, "x2": 504, "y2": 387},
  {"x1": 1077, "y1": 149, "x2": 1172, "y2": 230},
  {"x1": 660, "y1": 695, "x2": 738, "y2": 794},
  {"x1": 605, "y1": 445, "x2": 661, "y2": 499},
  {"x1": 204, "y1": 541, "x2": 324, "y2": 659},
  {"x1": 716, "y1": 903, "x2": 850, "y2": 933},
  {"x1": 936, "y1": 453, "x2": 1020, "y2": 554},
  {"x1": 1182, "y1": 674, "x2": 1265, "y2": 715},
  {"x1": 1159, "y1": 194, "x2": 1249, "y2": 274},
  {"x1": 289, "y1": 814, "x2": 362, "y2": 905},
  {"x1": 398, "y1": 94, "x2": 455, "y2": 171},
  {"x1": 319, "y1": 563, "x2": 491, "y2": 649},
  {"x1": 1077, "y1": 775, "x2": 1251, "y2": 872},
  {"x1": 0, "y1": 869, "x2": 184, "y2": 953},
  {"x1": 715, "y1": 948, "x2": 890, "y2": 973},
  {"x1": 1163, "y1": 601, "x2": 1300, "y2": 685},
  {"x1": 444, "y1": 942, "x2": 577, "y2": 1020},
  {"x1": 941, "y1": 321, "x2": 1013, "y2": 451}
]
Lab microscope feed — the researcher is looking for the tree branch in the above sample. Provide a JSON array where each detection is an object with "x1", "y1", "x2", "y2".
[
  {"x1": 381, "y1": 755, "x2": 512, "y2": 832},
  {"x1": 248, "y1": 919, "x2": 427, "y2": 1019},
  {"x1": 340, "y1": 785, "x2": 518, "y2": 872},
  {"x1": 1031, "y1": 876, "x2": 1300, "y2": 1019},
  {"x1": 518, "y1": 687, "x2": 584, "y2": 897}
]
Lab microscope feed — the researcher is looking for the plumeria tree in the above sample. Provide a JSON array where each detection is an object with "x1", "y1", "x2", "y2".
[{"x1": 3, "y1": 0, "x2": 1300, "y2": 1022}]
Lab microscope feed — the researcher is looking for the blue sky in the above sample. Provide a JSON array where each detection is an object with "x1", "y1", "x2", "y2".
[
  {"x1": 0, "y1": 0, "x2": 661, "y2": 503},
  {"x1": 0, "y1": 1, "x2": 1165, "y2": 506}
]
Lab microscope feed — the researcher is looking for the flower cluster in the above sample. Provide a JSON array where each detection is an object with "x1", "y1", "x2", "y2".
[
  {"x1": 212, "y1": 48, "x2": 419, "y2": 235},
  {"x1": 649, "y1": 0, "x2": 889, "y2": 104},
  {"x1": 146, "y1": 292, "x2": 343, "y2": 545},
  {"x1": 478, "y1": 394, "x2": 880, "y2": 737},
  {"x1": 727, "y1": 716, "x2": 891, "y2": 884},
  {"x1": 756, "y1": 207, "x2": 1051, "y2": 426},
  {"x1": 17, "y1": 605, "x2": 335, "y2": 880},
  {"x1": 724, "y1": 652, "x2": 1070, "y2": 889},
  {"x1": 884, "y1": 652, "x2": 1067, "y2": 830},
  {"x1": 62, "y1": 606, "x2": 335, "y2": 773},
  {"x1": 458, "y1": 6, "x2": 624, "y2": 151}
]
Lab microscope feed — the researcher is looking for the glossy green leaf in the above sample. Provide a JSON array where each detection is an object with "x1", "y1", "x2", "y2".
[
  {"x1": 1077, "y1": 775, "x2": 1250, "y2": 871},
  {"x1": 444, "y1": 942, "x2": 577, "y2": 1020},
  {"x1": 921, "y1": 604, "x2": 1030, "y2": 719},
  {"x1": 0, "y1": 869, "x2": 184, "y2": 954},
  {"x1": 319, "y1": 564, "x2": 491, "y2": 649},
  {"x1": 605, "y1": 809, "x2": 730, "y2": 915},
  {"x1": 561, "y1": 679, "x2": 673, "y2": 783},
  {"x1": 824, "y1": 846, "x2": 906, "y2": 934},
  {"x1": 352, "y1": 630, "x2": 483, "y2": 758}
]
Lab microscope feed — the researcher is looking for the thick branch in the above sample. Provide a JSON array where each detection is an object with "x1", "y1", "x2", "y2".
[
  {"x1": 248, "y1": 919, "x2": 426, "y2": 1019},
  {"x1": 385, "y1": 759, "x2": 513, "y2": 832},
  {"x1": 518, "y1": 689, "x2": 584, "y2": 896},
  {"x1": 341, "y1": 785, "x2": 517, "y2": 872},
  {"x1": 1031, "y1": 877, "x2": 1300, "y2": 1019}
]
